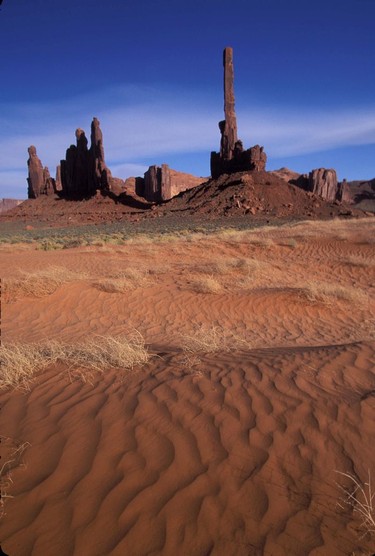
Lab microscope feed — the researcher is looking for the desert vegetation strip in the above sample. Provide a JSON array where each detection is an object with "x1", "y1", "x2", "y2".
[
  {"x1": 0, "y1": 333, "x2": 150, "y2": 390},
  {"x1": 1, "y1": 215, "x2": 374, "y2": 249}
]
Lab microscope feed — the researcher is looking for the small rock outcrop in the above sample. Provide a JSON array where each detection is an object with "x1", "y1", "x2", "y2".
[
  {"x1": 27, "y1": 146, "x2": 56, "y2": 198},
  {"x1": 135, "y1": 164, "x2": 205, "y2": 202},
  {"x1": 291, "y1": 168, "x2": 352, "y2": 203},
  {"x1": 145, "y1": 164, "x2": 171, "y2": 202},
  {"x1": 309, "y1": 168, "x2": 338, "y2": 202},
  {"x1": 210, "y1": 47, "x2": 267, "y2": 179},
  {"x1": 337, "y1": 179, "x2": 352, "y2": 203},
  {"x1": 60, "y1": 117, "x2": 122, "y2": 198},
  {"x1": 55, "y1": 165, "x2": 62, "y2": 191}
]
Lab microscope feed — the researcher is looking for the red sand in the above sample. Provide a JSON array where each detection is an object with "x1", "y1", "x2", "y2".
[{"x1": 0, "y1": 218, "x2": 374, "y2": 555}]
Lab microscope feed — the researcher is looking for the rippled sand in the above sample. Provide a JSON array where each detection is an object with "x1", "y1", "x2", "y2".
[{"x1": 0, "y1": 218, "x2": 374, "y2": 555}]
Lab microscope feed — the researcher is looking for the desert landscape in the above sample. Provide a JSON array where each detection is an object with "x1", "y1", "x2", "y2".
[
  {"x1": 1, "y1": 2, "x2": 375, "y2": 550},
  {"x1": 0, "y1": 216, "x2": 374, "y2": 556}
]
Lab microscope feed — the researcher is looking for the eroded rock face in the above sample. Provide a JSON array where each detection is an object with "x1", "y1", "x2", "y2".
[
  {"x1": 27, "y1": 146, "x2": 45, "y2": 198},
  {"x1": 27, "y1": 146, "x2": 55, "y2": 198},
  {"x1": 90, "y1": 117, "x2": 112, "y2": 190},
  {"x1": 210, "y1": 47, "x2": 267, "y2": 178},
  {"x1": 55, "y1": 165, "x2": 62, "y2": 191},
  {"x1": 42, "y1": 167, "x2": 56, "y2": 196},
  {"x1": 136, "y1": 165, "x2": 205, "y2": 202},
  {"x1": 143, "y1": 164, "x2": 171, "y2": 202},
  {"x1": 60, "y1": 117, "x2": 119, "y2": 198},
  {"x1": 337, "y1": 179, "x2": 352, "y2": 203},
  {"x1": 291, "y1": 169, "x2": 352, "y2": 203},
  {"x1": 309, "y1": 168, "x2": 338, "y2": 202}
]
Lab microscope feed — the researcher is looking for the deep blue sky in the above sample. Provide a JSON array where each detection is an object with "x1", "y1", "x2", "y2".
[{"x1": 1, "y1": 0, "x2": 375, "y2": 198}]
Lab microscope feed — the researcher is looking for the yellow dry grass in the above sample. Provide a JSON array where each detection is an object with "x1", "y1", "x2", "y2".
[
  {"x1": 0, "y1": 333, "x2": 150, "y2": 390},
  {"x1": 336, "y1": 470, "x2": 375, "y2": 542},
  {"x1": 300, "y1": 281, "x2": 369, "y2": 306},
  {"x1": 180, "y1": 324, "x2": 255, "y2": 355},
  {"x1": 0, "y1": 437, "x2": 31, "y2": 519},
  {"x1": 189, "y1": 275, "x2": 223, "y2": 294},
  {"x1": 3, "y1": 266, "x2": 87, "y2": 302},
  {"x1": 94, "y1": 267, "x2": 152, "y2": 293}
]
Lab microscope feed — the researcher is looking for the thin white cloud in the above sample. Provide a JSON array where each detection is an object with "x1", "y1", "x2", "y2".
[
  {"x1": 238, "y1": 108, "x2": 375, "y2": 157},
  {"x1": 1, "y1": 83, "x2": 375, "y2": 198},
  {"x1": 110, "y1": 163, "x2": 149, "y2": 178}
]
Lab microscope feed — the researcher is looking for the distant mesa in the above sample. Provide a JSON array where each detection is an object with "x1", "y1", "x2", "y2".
[
  {"x1": 210, "y1": 47, "x2": 267, "y2": 179},
  {"x1": 0, "y1": 198, "x2": 24, "y2": 214}
]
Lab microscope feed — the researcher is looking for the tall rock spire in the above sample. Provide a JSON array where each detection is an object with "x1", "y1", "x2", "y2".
[
  {"x1": 221, "y1": 47, "x2": 238, "y2": 160},
  {"x1": 210, "y1": 47, "x2": 267, "y2": 179},
  {"x1": 27, "y1": 146, "x2": 56, "y2": 198}
]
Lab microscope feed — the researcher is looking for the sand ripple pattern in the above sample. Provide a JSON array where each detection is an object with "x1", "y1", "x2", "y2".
[{"x1": 0, "y1": 342, "x2": 374, "y2": 555}]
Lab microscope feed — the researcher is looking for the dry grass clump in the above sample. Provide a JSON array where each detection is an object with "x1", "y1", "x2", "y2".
[
  {"x1": 277, "y1": 238, "x2": 298, "y2": 248},
  {"x1": 235, "y1": 257, "x2": 264, "y2": 273},
  {"x1": 61, "y1": 334, "x2": 149, "y2": 381},
  {"x1": 343, "y1": 255, "x2": 375, "y2": 268},
  {"x1": 0, "y1": 342, "x2": 57, "y2": 390},
  {"x1": 300, "y1": 281, "x2": 368, "y2": 305},
  {"x1": 94, "y1": 267, "x2": 151, "y2": 293},
  {"x1": 0, "y1": 333, "x2": 150, "y2": 389},
  {"x1": 189, "y1": 275, "x2": 223, "y2": 294},
  {"x1": 4, "y1": 266, "x2": 87, "y2": 302},
  {"x1": 94, "y1": 278, "x2": 134, "y2": 293},
  {"x1": 336, "y1": 470, "x2": 375, "y2": 541},
  {"x1": 187, "y1": 257, "x2": 275, "y2": 292},
  {"x1": 193, "y1": 258, "x2": 242, "y2": 276},
  {"x1": 180, "y1": 324, "x2": 254, "y2": 357},
  {"x1": 214, "y1": 228, "x2": 275, "y2": 247},
  {"x1": 181, "y1": 325, "x2": 231, "y2": 354},
  {"x1": 0, "y1": 437, "x2": 31, "y2": 519}
]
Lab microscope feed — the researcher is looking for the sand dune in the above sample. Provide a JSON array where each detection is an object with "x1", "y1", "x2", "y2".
[{"x1": 0, "y1": 218, "x2": 374, "y2": 555}]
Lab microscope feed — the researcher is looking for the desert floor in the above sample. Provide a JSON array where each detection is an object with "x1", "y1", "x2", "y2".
[{"x1": 0, "y1": 217, "x2": 374, "y2": 555}]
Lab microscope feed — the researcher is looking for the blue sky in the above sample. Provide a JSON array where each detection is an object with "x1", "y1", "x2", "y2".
[{"x1": 1, "y1": 0, "x2": 375, "y2": 198}]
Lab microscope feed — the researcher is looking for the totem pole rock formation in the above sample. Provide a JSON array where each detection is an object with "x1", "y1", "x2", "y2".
[
  {"x1": 210, "y1": 47, "x2": 267, "y2": 179},
  {"x1": 59, "y1": 117, "x2": 122, "y2": 198},
  {"x1": 221, "y1": 47, "x2": 238, "y2": 161},
  {"x1": 27, "y1": 146, "x2": 56, "y2": 198}
]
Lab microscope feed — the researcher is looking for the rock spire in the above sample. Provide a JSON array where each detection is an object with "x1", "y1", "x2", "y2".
[
  {"x1": 59, "y1": 117, "x2": 120, "y2": 198},
  {"x1": 210, "y1": 47, "x2": 267, "y2": 178},
  {"x1": 27, "y1": 146, "x2": 56, "y2": 198},
  {"x1": 221, "y1": 47, "x2": 238, "y2": 160}
]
